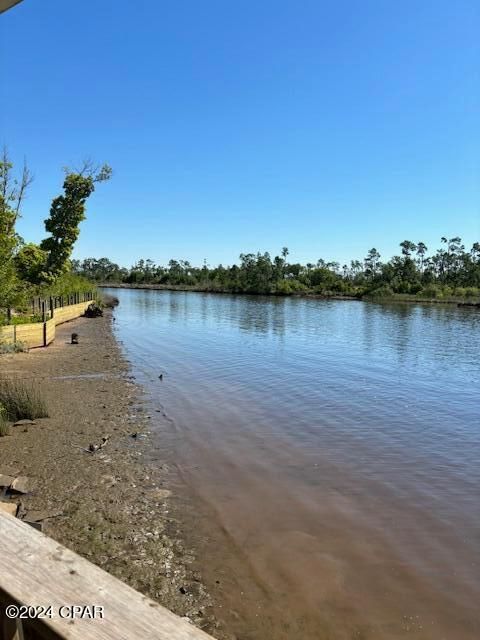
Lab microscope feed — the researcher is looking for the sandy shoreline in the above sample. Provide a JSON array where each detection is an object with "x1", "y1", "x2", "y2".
[{"x1": 0, "y1": 312, "x2": 224, "y2": 639}]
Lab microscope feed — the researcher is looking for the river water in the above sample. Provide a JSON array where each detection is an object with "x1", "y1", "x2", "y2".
[{"x1": 107, "y1": 288, "x2": 479, "y2": 640}]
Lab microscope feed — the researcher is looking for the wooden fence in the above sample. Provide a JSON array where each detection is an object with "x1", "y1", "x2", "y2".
[
  {"x1": 0, "y1": 511, "x2": 214, "y2": 640},
  {"x1": 0, "y1": 293, "x2": 96, "y2": 350}
]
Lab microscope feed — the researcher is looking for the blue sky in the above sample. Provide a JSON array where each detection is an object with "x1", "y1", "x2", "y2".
[{"x1": 1, "y1": 0, "x2": 479, "y2": 268}]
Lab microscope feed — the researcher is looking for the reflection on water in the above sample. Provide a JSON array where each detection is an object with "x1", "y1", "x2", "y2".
[{"x1": 107, "y1": 288, "x2": 480, "y2": 640}]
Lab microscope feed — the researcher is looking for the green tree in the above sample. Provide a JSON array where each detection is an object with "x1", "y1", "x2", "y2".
[
  {"x1": 364, "y1": 248, "x2": 381, "y2": 279},
  {"x1": 399, "y1": 240, "x2": 417, "y2": 257},
  {"x1": 40, "y1": 162, "x2": 112, "y2": 280},
  {"x1": 14, "y1": 243, "x2": 48, "y2": 284},
  {"x1": 416, "y1": 242, "x2": 428, "y2": 271}
]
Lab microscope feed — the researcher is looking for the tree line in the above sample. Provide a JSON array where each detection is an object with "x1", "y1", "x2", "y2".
[{"x1": 72, "y1": 239, "x2": 480, "y2": 299}]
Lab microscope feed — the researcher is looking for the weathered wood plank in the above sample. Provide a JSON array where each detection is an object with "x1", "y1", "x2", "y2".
[
  {"x1": 52, "y1": 302, "x2": 90, "y2": 325},
  {"x1": 0, "y1": 327, "x2": 14, "y2": 342},
  {"x1": 45, "y1": 318, "x2": 56, "y2": 344},
  {"x1": 0, "y1": 513, "x2": 214, "y2": 640}
]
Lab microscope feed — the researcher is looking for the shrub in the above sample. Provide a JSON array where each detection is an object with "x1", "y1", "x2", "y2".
[
  {"x1": 275, "y1": 279, "x2": 307, "y2": 295},
  {"x1": 465, "y1": 287, "x2": 479, "y2": 299},
  {"x1": 9, "y1": 314, "x2": 43, "y2": 325},
  {"x1": 419, "y1": 284, "x2": 441, "y2": 298},
  {"x1": 440, "y1": 286, "x2": 453, "y2": 298},
  {"x1": 365, "y1": 285, "x2": 394, "y2": 299},
  {"x1": 395, "y1": 281, "x2": 411, "y2": 294},
  {"x1": 409, "y1": 282, "x2": 423, "y2": 294},
  {"x1": 0, "y1": 378, "x2": 48, "y2": 421},
  {"x1": 0, "y1": 341, "x2": 29, "y2": 355},
  {"x1": 37, "y1": 273, "x2": 96, "y2": 298}
]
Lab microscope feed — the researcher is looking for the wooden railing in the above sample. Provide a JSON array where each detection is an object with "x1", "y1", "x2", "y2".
[
  {"x1": 6, "y1": 292, "x2": 96, "y2": 324},
  {"x1": 0, "y1": 512, "x2": 214, "y2": 640}
]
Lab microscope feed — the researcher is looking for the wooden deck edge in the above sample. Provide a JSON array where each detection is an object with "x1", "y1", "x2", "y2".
[{"x1": 0, "y1": 512, "x2": 214, "y2": 640}]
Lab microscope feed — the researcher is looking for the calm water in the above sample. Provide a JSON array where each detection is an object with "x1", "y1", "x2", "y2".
[{"x1": 108, "y1": 288, "x2": 480, "y2": 639}]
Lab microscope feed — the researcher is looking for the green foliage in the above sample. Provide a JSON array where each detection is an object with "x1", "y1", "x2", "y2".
[
  {"x1": 41, "y1": 163, "x2": 112, "y2": 280},
  {"x1": 0, "y1": 378, "x2": 48, "y2": 421},
  {"x1": 419, "y1": 284, "x2": 441, "y2": 298},
  {"x1": 4, "y1": 315, "x2": 43, "y2": 326},
  {"x1": 465, "y1": 287, "x2": 479, "y2": 298},
  {"x1": 275, "y1": 279, "x2": 307, "y2": 295},
  {"x1": 365, "y1": 285, "x2": 394, "y2": 299},
  {"x1": 37, "y1": 273, "x2": 97, "y2": 299},
  {"x1": 71, "y1": 257, "x2": 127, "y2": 282},
  {"x1": 14, "y1": 243, "x2": 48, "y2": 284}
]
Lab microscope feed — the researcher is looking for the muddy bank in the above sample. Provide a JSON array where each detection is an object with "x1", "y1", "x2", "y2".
[{"x1": 0, "y1": 312, "x2": 225, "y2": 639}]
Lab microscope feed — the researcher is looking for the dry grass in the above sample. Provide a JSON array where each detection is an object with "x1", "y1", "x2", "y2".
[
  {"x1": 0, "y1": 341, "x2": 29, "y2": 354},
  {"x1": 0, "y1": 408, "x2": 9, "y2": 437},
  {"x1": 0, "y1": 378, "x2": 48, "y2": 421}
]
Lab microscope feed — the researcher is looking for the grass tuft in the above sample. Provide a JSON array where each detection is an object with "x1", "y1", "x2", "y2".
[
  {"x1": 0, "y1": 405, "x2": 9, "y2": 437},
  {"x1": 0, "y1": 341, "x2": 29, "y2": 355},
  {"x1": 0, "y1": 378, "x2": 48, "y2": 421}
]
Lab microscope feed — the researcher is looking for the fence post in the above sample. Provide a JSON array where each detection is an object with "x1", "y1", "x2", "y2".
[{"x1": 49, "y1": 297, "x2": 54, "y2": 319}]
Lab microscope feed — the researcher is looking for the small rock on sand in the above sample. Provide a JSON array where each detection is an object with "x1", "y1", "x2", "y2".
[
  {"x1": 13, "y1": 420, "x2": 37, "y2": 427},
  {"x1": 10, "y1": 476, "x2": 30, "y2": 494}
]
